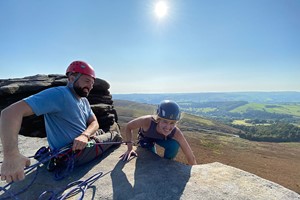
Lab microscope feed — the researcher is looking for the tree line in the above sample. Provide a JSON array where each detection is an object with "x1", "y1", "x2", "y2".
[{"x1": 232, "y1": 122, "x2": 300, "y2": 142}]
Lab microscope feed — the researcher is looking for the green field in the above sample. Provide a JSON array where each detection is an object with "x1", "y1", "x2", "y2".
[
  {"x1": 230, "y1": 103, "x2": 300, "y2": 117},
  {"x1": 232, "y1": 119, "x2": 271, "y2": 126},
  {"x1": 232, "y1": 119, "x2": 253, "y2": 126}
]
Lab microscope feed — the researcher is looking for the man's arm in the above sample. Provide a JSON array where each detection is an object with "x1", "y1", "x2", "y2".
[
  {"x1": 72, "y1": 114, "x2": 99, "y2": 151},
  {"x1": 84, "y1": 114, "x2": 99, "y2": 137},
  {"x1": 0, "y1": 100, "x2": 34, "y2": 182}
]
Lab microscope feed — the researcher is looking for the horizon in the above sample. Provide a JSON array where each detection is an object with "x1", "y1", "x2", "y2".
[
  {"x1": 111, "y1": 90, "x2": 300, "y2": 95},
  {"x1": 1, "y1": 1, "x2": 299, "y2": 93},
  {"x1": 1, "y1": 74, "x2": 299, "y2": 94}
]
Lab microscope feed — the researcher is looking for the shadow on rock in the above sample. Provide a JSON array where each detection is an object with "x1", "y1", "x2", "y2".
[{"x1": 111, "y1": 147, "x2": 192, "y2": 200}]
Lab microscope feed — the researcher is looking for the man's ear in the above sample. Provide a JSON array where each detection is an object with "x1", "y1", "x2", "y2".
[{"x1": 68, "y1": 73, "x2": 76, "y2": 82}]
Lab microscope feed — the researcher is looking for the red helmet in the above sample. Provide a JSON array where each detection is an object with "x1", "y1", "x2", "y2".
[{"x1": 66, "y1": 61, "x2": 96, "y2": 79}]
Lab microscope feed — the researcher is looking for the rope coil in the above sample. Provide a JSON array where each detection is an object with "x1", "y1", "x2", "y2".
[{"x1": 0, "y1": 140, "x2": 131, "y2": 200}]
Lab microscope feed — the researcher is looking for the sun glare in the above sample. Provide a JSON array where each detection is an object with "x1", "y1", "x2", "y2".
[{"x1": 155, "y1": 1, "x2": 168, "y2": 18}]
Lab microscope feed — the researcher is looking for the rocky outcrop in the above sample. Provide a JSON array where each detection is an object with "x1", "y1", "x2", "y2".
[
  {"x1": 0, "y1": 74, "x2": 118, "y2": 137},
  {"x1": 0, "y1": 136, "x2": 299, "y2": 200}
]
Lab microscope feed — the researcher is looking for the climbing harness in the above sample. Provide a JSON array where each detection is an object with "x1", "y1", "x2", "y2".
[
  {"x1": 0, "y1": 140, "x2": 132, "y2": 200},
  {"x1": 138, "y1": 131, "x2": 155, "y2": 149}
]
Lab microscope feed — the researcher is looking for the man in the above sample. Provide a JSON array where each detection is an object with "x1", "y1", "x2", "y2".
[{"x1": 0, "y1": 61, "x2": 122, "y2": 183}]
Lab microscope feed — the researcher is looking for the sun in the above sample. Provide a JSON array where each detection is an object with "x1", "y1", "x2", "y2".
[{"x1": 154, "y1": 1, "x2": 168, "y2": 19}]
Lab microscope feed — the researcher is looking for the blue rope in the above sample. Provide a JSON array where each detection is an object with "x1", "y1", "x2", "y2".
[
  {"x1": 0, "y1": 141, "x2": 131, "y2": 199},
  {"x1": 38, "y1": 171, "x2": 104, "y2": 200},
  {"x1": 0, "y1": 146, "x2": 72, "y2": 200},
  {"x1": 54, "y1": 152, "x2": 76, "y2": 181},
  {"x1": 0, "y1": 164, "x2": 42, "y2": 200}
]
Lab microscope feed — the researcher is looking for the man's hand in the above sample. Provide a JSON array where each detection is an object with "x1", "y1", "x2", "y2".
[
  {"x1": 72, "y1": 134, "x2": 89, "y2": 151},
  {"x1": 1, "y1": 153, "x2": 30, "y2": 183}
]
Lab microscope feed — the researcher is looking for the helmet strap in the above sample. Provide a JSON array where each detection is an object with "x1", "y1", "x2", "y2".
[
  {"x1": 67, "y1": 73, "x2": 82, "y2": 89},
  {"x1": 73, "y1": 73, "x2": 82, "y2": 84}
]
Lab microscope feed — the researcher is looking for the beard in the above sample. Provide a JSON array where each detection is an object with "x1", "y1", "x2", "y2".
[{"x1": 73, "y1": 85, "x2": 90, "y2": 97}]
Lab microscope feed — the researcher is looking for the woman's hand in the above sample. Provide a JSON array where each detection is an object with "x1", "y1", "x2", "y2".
[{"x1": 120, "y1": 150, "x2": 138, "y2": 161}]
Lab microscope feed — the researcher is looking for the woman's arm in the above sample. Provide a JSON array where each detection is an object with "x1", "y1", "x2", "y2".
[
  {"x1": 173, "y1": 128, "x2": 197, "y2": 165},
  {"x1": 121, "y1": 115, "x2": 152, "y2": 161}
]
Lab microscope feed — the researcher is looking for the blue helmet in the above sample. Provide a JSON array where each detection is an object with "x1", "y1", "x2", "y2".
[{"x1": 157, "y1": 100, "x2": 181, "y2": 121}]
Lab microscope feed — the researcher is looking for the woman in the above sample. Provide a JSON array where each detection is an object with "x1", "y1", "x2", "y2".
[{"x1": 121, "y1": 100, "x2": 197, "y2": 165}]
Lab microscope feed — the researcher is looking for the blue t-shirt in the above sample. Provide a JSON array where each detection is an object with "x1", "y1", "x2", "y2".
[{"x1": 24, "y1": 86, "x2": 94, "y2": 150}]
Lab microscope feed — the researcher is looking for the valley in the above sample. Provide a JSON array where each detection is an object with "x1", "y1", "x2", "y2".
[
  {"x1": 113, "y1": 99, "x2": 300, "y2": 194},
  {"x1": 113, "y1": 92, "x2": 300, "y2": 142}
]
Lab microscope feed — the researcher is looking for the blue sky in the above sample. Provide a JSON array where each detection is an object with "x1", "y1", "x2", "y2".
[{"x1": 1, "y1": 0, "x2": 299, "y2": 94}]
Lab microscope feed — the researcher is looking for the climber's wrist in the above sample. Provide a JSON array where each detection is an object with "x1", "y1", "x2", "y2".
[
  {"x1": 81, "y1": 133, "x2": 90, "y2": 140},
  {"x1": 127, "y1": 142, "x2": 133, "y2": 149}
]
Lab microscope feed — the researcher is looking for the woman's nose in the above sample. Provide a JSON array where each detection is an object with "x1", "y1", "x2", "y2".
[{"x1": 166, "y1": 124, "x2": 173, "y2": 129}]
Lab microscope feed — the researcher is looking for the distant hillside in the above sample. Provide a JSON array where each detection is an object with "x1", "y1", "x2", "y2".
[
  {"x1": 179, "y1": 101, "x2": 300, "y2": 122},
  {"x1": 113, "y1": 100, "x2": 300, "y2": 194},
  {"x1": 230, "y1": 102, "x2": 300, "y2": 117},
  {"x1": 113, "y1": 91, "x2": 300, "y2": 104},
  {"x1": 113, "y1": 99, "x2": 300, "y2": 142},
  {"x1": 113, "y1": 100, "x2": 241, "y2": 136}
]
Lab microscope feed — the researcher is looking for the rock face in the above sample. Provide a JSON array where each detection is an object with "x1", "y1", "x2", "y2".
[
  {"x1": 0, "y1": 74, "x2": 118, "y2": 137},
  {"x1": 0, "y1": 136, "x2": 299, "y2": 200}
]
